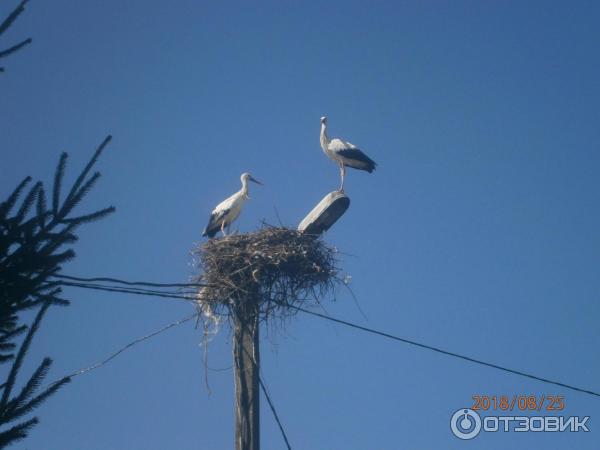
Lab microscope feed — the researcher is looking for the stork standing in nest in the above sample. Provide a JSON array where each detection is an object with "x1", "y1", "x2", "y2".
[
  {"x1": 320, "y1": 116, "x2": 377, "y2": 191},
  {"x1": 202, "y1": 172, "x2": 263, "y2": 238}
]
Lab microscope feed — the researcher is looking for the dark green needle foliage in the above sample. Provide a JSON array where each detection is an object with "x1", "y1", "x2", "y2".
[
  {"x1": 0, "y1": 0, "x2": 32, "y2": 73},
  {"x1": 0, "y1": 137, "x2": 115, "y2": 447}
]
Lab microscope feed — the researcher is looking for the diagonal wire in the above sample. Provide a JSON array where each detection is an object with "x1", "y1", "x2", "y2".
[
  {"x1": 53, "y1": 281, "x2": 232, "y2": 318},
  {"x1": 258, "y1": 373, "x2": 292, "y2": 450},
  {"x1": 290, "y1": 305, "x2": 600, "y2": 398},
  {"x1": 50, "y1": 274, "x2": 600, "y2": 398},
  {"x1": 238, "y1": 319, "x2": 293, "y2": 450},
  {"x1": 46, "y1": 312, "x2": 198, "y2": 389}
]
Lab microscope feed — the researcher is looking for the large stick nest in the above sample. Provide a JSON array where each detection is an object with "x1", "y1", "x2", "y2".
[{"x1": 193, "y1": 227, "x2": 340, "y2": 322}]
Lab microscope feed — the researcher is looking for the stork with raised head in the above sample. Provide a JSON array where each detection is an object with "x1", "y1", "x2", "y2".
[
  {"x1": 202, "y1": 172, "x2": 263, "y2": 238},
  {"x1": 320, "y1": 116, "x2": 377, "y2": 191}
]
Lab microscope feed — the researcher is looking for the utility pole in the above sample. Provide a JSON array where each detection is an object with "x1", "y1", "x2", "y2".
[
  {"x1": 200, "y1": 191, "x2": 348, "y2": 450},
  {"x1": 232, "y1": 292, "x2": 260, "y2": 450}
]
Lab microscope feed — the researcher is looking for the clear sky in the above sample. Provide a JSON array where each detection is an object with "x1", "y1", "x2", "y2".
[{"x1": 2, "y1": 1, "x2": 599, "y2": 449}]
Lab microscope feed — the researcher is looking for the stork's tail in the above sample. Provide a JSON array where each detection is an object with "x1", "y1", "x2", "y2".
[
  {"x1": 202, "y1": 227, "x2": 218, "y2": 238},
  {"x1": 345, "y1": 158, "x2": 377, "y2": 173}
]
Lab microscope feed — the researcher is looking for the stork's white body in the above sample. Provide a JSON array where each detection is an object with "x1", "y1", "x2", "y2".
[
  {"x1": 320, "y1": 117, "x2": 376, "y2": 190},
  {"x1": 202, "y1": 173, "x2": 261, "y2": 238},
  {"x1": 211, "y1": 191, "x2": 247, "y2": 229}
]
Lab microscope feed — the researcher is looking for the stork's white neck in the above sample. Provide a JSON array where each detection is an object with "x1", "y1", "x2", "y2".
[
  {"x1": 320, "y1": 122, "x2": 329, "y2": 150},
  {"x1": 240, "y1": 177, "x2": 250, "y2": 197}
]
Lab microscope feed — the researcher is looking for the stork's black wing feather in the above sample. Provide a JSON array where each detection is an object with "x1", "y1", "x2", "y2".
[
  {"x1": 337, "y1": 148, "x2": 377, "y2": 173},
  {"x1": 202, "y1": 209, "x2": 229, "y2": 238}
]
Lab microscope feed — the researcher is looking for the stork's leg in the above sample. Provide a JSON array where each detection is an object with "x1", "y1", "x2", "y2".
[
  {"x1": 338, "y1": 163, "x2": 345, "y2": 191},
  {"x1": 339, "y1": 164, "x2": 346, "y2": 191},
  {"x1": 220, "y1": 221, "x2": 227, "y2": 236}
]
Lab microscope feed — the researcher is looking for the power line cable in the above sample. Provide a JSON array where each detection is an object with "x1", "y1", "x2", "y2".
[
  {"x1": 258, "y1": 373, "x2": 292, "y2": 450},
  {"x1": 289, "y1": 304, "x2": 600, "y2": 398},
  {"x1": 50, "y1": 273, "x2": 207, "y2": 288},
  {"x1": 55, "y1": 280, "x2": 197, "y2": 297},
  {"x1": 53, "y1": 273, "x2": 600, "y2": 398},
  {"x1": 55, "y1": 280, "x2": 196, "y2": 302},
  {"x1": 55, "y1": 281, "x2": 234, "y2": 318},
  {"x1": 54, "y1": 280, "x2": 293, "y2": 448},
  {"x1": 46, "y1": 312, "x2": 197, "y2": 389},
  {"x1": 239, "y1": 322, "x2": 293, "y2": 450}
]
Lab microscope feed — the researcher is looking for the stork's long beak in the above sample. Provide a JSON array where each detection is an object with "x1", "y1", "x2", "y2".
[{"x1": 249, "y1": 176, "x2": 263, "y2": 186}]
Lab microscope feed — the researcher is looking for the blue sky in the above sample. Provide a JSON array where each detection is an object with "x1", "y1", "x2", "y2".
[{"x1": 2, "y1": 1, "x2": 599, "y2": 449}]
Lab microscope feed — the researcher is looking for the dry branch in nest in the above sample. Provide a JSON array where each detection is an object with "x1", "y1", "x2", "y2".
[{"x1": 192, "y1": 227, "x2": 341, "y2": 325}]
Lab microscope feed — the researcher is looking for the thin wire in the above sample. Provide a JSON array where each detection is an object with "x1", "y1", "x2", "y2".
[
  {"x1": 55, "y1": 281, "x2": 233, "y2": 318},
  {"x1": 56, "y1": 281, "x2": 197, "y2": 303},
  {"x1": 290, "y1": 305, "x2": 600, "y2": 398},
  {"x1": 50, "y1": 273, "x2": 208, "y2": 288},
  {"x1": 55, "y1": 280, "x2": 197, "y2": 297},
  {"x1": 53, "y1": 275, "x2": 600, "y2": 398},
  {"x1": 238, "y1": 320, "x2": 293, "y2": 450},
  {"x1": 258, "y1": 373, "x2": 292, "y2": 450},
  {"x1": 46, "y1": 312, "x2": 198, "y2": 389},
  {"x1": 341, "y1": 282, "x2": 368, "y2": 321}
]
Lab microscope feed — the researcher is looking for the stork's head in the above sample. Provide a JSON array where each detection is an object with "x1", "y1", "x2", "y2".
[
  {"x1": 241, "y1": 172, "x2": 263, "y2": 186},
  {"x1": 320, "y1": 116, "x2": 328, "y2": 125}
]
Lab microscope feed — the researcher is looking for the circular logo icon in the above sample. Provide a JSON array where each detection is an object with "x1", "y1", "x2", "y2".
[{"x1": 450, "y1": 408, "x2": 482, "y2": 440}]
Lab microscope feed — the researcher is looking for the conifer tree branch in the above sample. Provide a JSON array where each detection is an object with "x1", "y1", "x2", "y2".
[
  {"x1": 0, "y1": 0, "x2": 29, "y2": 36},
  {"x1": 5, "y1": 358, "x2": 51, "y2": 417},
  {"x1": 0, "y1": 177, "x2": 31, "y2": 220},
  {"x1": 0, "y1": 37, "x2": 31, "y2": 59},
  {"x1": 8, "y1": 376, "x2": 69, "y2": 422},
  {"x1": 0, "y1": 139, "x2": 114, "y2": 446},
  {"x1": 0, "y1": 301, "x2": 50, "y2": 410},
  {"x1": 60, "y1": 206, "x2": 116, "y2": 225},
  {"x1": 15, "y1": 182, "x2": 41, "y2": 223},
  {"x1": 35, "y1": 186, "x2": 47, "y2": 229},
  {"x1": 51, "y1": 153, "x2": 67, "y2": 216},
  {"x1": 59, "y1": 173, "x2": 101, "y2": 218},
  {"x1": 0, "y1": 417, "x2": 37, "y2": 447},
  {"x1": 62, "y1": 135, "x2": 112, "y2": 213}
]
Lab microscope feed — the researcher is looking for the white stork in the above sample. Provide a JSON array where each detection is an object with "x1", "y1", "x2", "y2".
[
  {"x1": 320, "y1": 116, "x2": 377, "y2": 191},
  {"x1": 202, "y1": 172, "x2": 263, "y2": 238}
]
